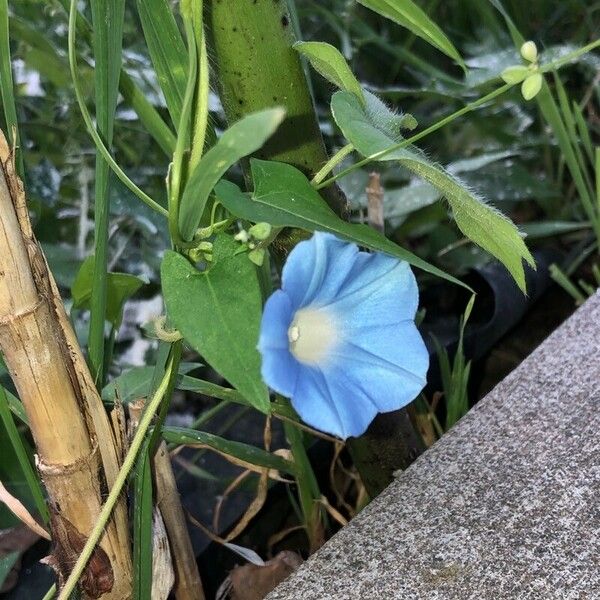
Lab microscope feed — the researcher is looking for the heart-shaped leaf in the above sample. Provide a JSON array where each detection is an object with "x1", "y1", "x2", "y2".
[{"x1": 161, "y1": 237, "x2": 269, "y2": 413}]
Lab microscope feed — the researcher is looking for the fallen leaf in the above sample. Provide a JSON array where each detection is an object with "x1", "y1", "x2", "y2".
[
  {"x1": 226, "y1": 551, "x2": 303, "y2": 600},
  {"x1": 0, "y1": 525, "x2": 41, "y2": 592}
]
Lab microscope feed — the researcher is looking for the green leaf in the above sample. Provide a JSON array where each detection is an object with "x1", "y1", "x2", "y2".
[
  {"x1": 0, "y1": 0, "x2": 22, "y2": 175},
  {"x1": 161, "y1": 236, "x2": 270, "y2": 413},
  {"x1": 521, "y1": 73, "x2": 542, "y2": 100},
  {"x1": 0, "y1": 387, "x2": 48, "y2": 523},
  {"x1": 72, "y1": 256, "x2": 145, "y2": 327},
  {"x1": 520, "y1": 221, "x2": 591, "y2": 239},
  {"x1": 133, "y1": 439, "x2": 153, "y2": 600},
  {"x1": 357, "y1": 0, "x2": 465, "y2": 70},
  {"x1": 293, "y1": 41, "x2": 364, "y2": 104},
  {"x1": 330, "y1": 91, "x2": 535, "y2": 291},
  {"x1": 178, "y1": 108, "x2": 285, "y2": 241},
  {"x1": 500, "y1": 65, "x2": 529, "y2": 84},
  {"x1": 136, "y1": 0, "x2": 188, "y2": 129},
  {"x1": 102, "y1": 363, "x2": 201, "y2": 404},
  {"x1": 161, "y1": 426, "x2": 296, "y2": 475},
  {"x1": 216, "y1": 160, "x2": 466, "y2": 289},
  {"x1": 89, "y1": 0, "x2": 126, "y2": 384},
  {"x1": 0, "y1": 552, "x2": 18, "y2": 588}
]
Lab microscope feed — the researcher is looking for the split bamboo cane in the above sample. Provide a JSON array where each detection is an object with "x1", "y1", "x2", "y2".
[{"x1": 0, "y1": 130, "x2": 132, "y2": 598}]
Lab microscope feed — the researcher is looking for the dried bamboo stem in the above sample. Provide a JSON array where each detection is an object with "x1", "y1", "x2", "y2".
[
  {"x1": 155, "y1": 441, "x2": 205, "y2": 600},
  {"x1": 129, "y1": 399, "x2": 205, "y2": 600},
  {"x1": 0, "y1": 130, "x2": 132, "y2": 598}
]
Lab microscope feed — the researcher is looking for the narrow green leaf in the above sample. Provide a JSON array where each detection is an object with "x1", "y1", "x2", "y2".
[
  {"x1": 0, "y1": 0, "x2": 22, "y2": 175},
  {"x1": 178, "y1": 108, "x2": 285, "y2": 240},
  {"x1": 216, "y1": 160, "x2": 467, "y2": 289},
  {"x1": 572, "y1": 101, "x2": 594, "y2": 166},
  {"x1": 101, "y1": 363, "x2": 202, "y2": 404},
  {"x1": 0, "y1": 387, "x2": 48, "y2": 522},
  {"x1": 519, "y1": 221, "x2": 591, "y2": 239},
  {"x1": 119, "y1": 71, "x2": 176, "y2": 155},
  {"x1": 293, "y1": 41, "x2": 364, "y2": 104},
  {"x1": 536, "y1": 84, "x2": 597, "y2": 231},
  {"x1": 161, "y1": 236, "x2": 270, "y2": 413},
  {"x1": 3, "y1": 389, "x2": 27, "y2": 425},
  {"x1": 161, "y1": 426, "x2": 296, "y2": 475},
  {"x1": 89, "y1": 0, "x2": 126, "y2": 385},
  {"x1": 553, "y1": 73, "x2": 594, "y2": 195},
  {"x1": 136, "y1": 0, "x2": 188, "y2": 129},
  {"x1": 133, "y1": 440, "x2": 153, "y2": 600},
  {"x1": 54, "y1": 1, "x2": 175, "y2": 155},
  {"x1": 330, "y1": 91, "x2": 534, "y2": 291},
  {"x1": 357, "y1": 0, "x2": 465, "y2": 70},
  {"x1": 73, "y1": 256, "x2": 145, "y2": 327}
]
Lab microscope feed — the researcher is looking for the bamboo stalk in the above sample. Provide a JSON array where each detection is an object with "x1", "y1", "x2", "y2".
[
  {"x1": 206, "y1": 0, "x2": 346, "y2": 216},
  {"x1": 0, "y1": 130, "x2": 132, "y2": 598}
]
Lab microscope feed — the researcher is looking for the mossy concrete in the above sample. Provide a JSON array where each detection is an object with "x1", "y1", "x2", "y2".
[{"x1": 269, "y1": 293, "x2": 600, "y2": 599}]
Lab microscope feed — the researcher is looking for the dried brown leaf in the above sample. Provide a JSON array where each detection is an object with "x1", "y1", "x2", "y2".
[{"x1": 228, "y1": 551, "x2": 303, "y2": 600}]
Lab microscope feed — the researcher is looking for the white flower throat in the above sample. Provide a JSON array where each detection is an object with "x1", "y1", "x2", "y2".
[{"x1": 288, "y1": 307, "x2": 339, "y2": 365}]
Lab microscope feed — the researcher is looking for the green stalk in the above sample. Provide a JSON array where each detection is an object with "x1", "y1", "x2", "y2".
[
  {"x1": 132, "y1": 438, "x2": 153, "y2": 600},
  {"x1": 189, "y1": 0, "x2": 210, "y2": 171},
  {"x1": 87, "y1": 0, "x2": 125, "y2": 386},
  {"x1": 317, "y1": 83, "x2": 513, "y2": 188},
  {"x1": 56, "y1": 352, "x2": 177, "y2": 600},
  {"x1": 283, "y1": 418, "x2": 322, "y2": 553},
  {"x1": 206, "y1": 0, "x2": 345, "y2": 215},
  {"x1": 207, "y1": 0, "x2": 327, "y2": 173},
  {"x1": 168, "y1": 15, "x2": 199, "y2": 249},
  {"x1": 311, "y1": 143, "x2": 354, "y2": 185}
]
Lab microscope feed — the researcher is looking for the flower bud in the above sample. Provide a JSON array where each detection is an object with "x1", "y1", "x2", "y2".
[
  {"x1": 248, "y1": 222, "x2": 272, "y2": 241},
  {"x1": 234, "y1": 230, "x2": 250, "y2": 243},
  {"x1": 520, "y1": 41, "x2": 538, "y2": 63}
]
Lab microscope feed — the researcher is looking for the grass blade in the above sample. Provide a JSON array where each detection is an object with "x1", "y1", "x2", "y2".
[
  {"x1": 136, "y1": 0, "x2": 188, "y2": 130},
  {"x1": 357, "y1": 0, "x2": 465, "y2": 70},
  {"x1": 132, "y1": 439, "x2": 153, "y2": 600},
  {"x1": 0, "y1": 0, "x2": 23, "y2": 176},
  {"x1": 0, "y1": 386, "x2": 48, "y2": 522},
  {"x1": 161, "y1": 426, "x2": 297, "y2": 475},
  {"x1": 88, "y1": 0, "x2": 126, "y2": 386},
  {"x1": 119, "y1": 71, "x2": 176, "y2": 155}
]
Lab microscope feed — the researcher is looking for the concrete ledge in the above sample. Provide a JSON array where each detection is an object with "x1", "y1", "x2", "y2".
[{"x1": 269, "y1": 293, "x2": 600, "y2": 599}]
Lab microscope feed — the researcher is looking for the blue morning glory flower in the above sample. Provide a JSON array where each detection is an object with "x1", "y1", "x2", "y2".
[{"x1": 258, "y1": 232, "x2": 429, "y2": 439}]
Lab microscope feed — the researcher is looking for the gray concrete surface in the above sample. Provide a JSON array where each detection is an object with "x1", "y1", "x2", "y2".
[{"x1": 268, "y1": 293, "x2": 600, "y2": 599}]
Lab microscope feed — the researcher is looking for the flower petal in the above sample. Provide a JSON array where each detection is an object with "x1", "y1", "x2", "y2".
[
  {"x1": 281, "y1": 232, "x2": 359, "y2": 309},
  {"x1": 290, "y1": 366, "x2": 378, "y2": 439},
  {"x1": 327, "y1": 254, "x2": 419, "y2": 327},
  {"x1": 258, "y1": 290, "x2": 293, "y2": 350},
  {"x1": 258, "y1": 290, "x2": 299, "y2": 397},
  {"x1": 328, "y1": 321, "x2": 429, "y2": 413}
]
